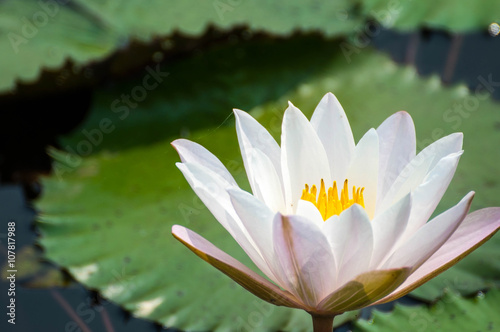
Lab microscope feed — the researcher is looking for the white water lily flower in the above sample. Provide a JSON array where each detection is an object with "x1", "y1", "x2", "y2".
[{"x1": 171, "y1": 92, "x2": 500, "y2": 329}]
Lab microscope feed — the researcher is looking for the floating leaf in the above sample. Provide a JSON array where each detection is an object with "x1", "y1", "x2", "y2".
[
  {"x1": 37, "y1": 37, "x2": 500, "y2": 330},
  {"x1": 0, "y1": 0, "x2": 121, "y2": 92},
  {"x1": 410, "y1": 233, "x2": 500, "y2": 301},
  {"x1": 72, "y1": 0, "x2": 361, "y2": 39},
  {"x1": 359, "y1": 0, "x2": 500, "y2": 32},
  {"x1": 0, "y1": 0, "x2": 360, "y2": 93},
  {"x1": 58, "y1": 35, "x2": 341, "y2": 154},
  {"x1": 355, "y1": 289, "x2": 500, "y2": 331}
]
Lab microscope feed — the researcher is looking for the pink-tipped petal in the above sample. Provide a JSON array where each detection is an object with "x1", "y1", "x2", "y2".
[
  {"x1": 172, "y1": 225, "x2": 305, "y2": 309},
  {"x1": 378, "y1": 133, "x2": 463, "y2": 213},
  {"x1": 172, "y1": 139, "x2": 237, "y2": 186},
  {"x1": 317, "y1": 268, "x2": 410, "y2": 314},
  {"x1": 245, "y1": 148, "x2": 286, "y2": 213},
  {"x1": 381, "y1": 192, "x2": 474, "y2": 270},
  {"x1": 273, "y1": 214, "x2": 336, "y2": 307},
  {"x1": 176, "y1": 162, "x2": 274, "y2": 279},
  {"x1": 375, "y1": 207, "x2": 500, "y2": 305},
  {"x1": 227, "y1": 188, "x2": 280, "y2": 283},
  {"x1": 347, "y1": 128, "x2": 379, "y2": 218},
  {"x1": 281, "y1": 102, "x2": 331, "y2": 212},
  {"x1": 400, "y1": 152, "x2": 462, "y2": 242},
  {"x1": 376, "y1": 111, "x2": 416, "y2": 203},
  {"x1": 234, "y1": 109, "x2": 284, "y2": 203},
  {"x1": 310, "y1": 92, "x2": 355, "y2": 183},
  {"x1": 322, "y1": 204, "x2": 373, "y2": 287},
  {"x1": 370, "y1": 193, "x2": 412, "y2": 269}
]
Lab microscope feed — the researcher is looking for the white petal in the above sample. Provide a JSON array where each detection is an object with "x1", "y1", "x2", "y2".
[
  {"x1": 370, "y1": 193, "x2": 412, "y2": 269},
  {"x1": 415, "y1": 132, "x2": 463, "y2": 169},
  {"x1": 273, "y1": 214, "x2": 336, "y2": 306},
  {"x1": 381, "y1": 192, "x2": 474, "y2": 270},
  {"x1": 399, "y1": 151, "x2": 462, "y2": 242},
  {"x1": 378, "y1": 133, "x2": 463, "y2": 213},
  {"x1": 172, "y1": 139, "x2": 237, "y2": 186},
  {"x1": 310, "y1": 92, "x2": 355, "y2": 183},
  {"x1": 322, "y1": 204, "x2": 373, "y2": 287},
  {"x1": 318, "y1": 268, "x2": 410, "y2": 313},
  {"x1": 172, "y1": 225, "x2": 305, "y2": 310},
  {"x1": 228, "y1": 188, "x2": 281, "y2": 284},
  {"x1": 376, "y1": 111, "x2": 416, "y2": 203},
  {"x1": 295, "y1": 199, "x2": 325, "y2": 228},
  {"x1": 245, "y1": 148, "x2": 286, "y2": 213},
  {"x1": 374, "y1": 207, "x2": 500, "y2": 305},
  {"x1": 234, "y1": 109, "x2": 284, "y2": 200},
  {"x1": 281, "y1": 102, "x2": 331, "y2": 212},
  {"x1": 176, "y1": 162, "x2": 274, "y2": 278},
  {"x1": 346, "y1": 128, "x2": 379, "y2": 219}
]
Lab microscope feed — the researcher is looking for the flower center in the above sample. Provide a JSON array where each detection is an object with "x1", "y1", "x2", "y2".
[{"x1": 301, "y1": 179, "x2": 365, "y2": 221}]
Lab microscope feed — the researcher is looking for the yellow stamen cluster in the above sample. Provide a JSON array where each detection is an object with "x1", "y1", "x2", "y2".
[{"x1": 301, "y1": 179, "x2": 365, "y2": 221}]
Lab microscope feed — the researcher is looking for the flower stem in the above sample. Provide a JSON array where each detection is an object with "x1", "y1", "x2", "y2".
[{"x1": 311, "y1": 314, "x2": 335, "y2": 332}]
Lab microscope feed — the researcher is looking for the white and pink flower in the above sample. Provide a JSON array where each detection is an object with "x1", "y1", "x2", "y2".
[{"x1": 171, "y1": 92, "x2": 500, "y2": 326}]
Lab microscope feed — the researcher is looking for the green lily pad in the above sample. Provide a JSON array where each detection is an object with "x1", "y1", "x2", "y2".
[
  {"x1": 0, "y1": 0, "x2": 120, "y2": 92},
  {"x1": 37, "y1": 37, "x2": 500, "y2": 330},
  {"x1": 38, "y1": 37, "x2": 359, "y2": 331},
  {"x1": 58, "y1": 35, "x2": 342, "y2": 155},
  {"x1": 0, "y1": 245, "x2": 67, "y2": 288},
  {"x1": 410, "y1": 233, "x2": 500, "y2": 301},
  {"x1": 354, "y1": 289, "x2": 500, "y2": 331},
  {"x1": 0, "y1": 0, "x2": 360, "y2": 93},
  {"x1": 358, "y1": 0, "x2": 500, "y2": 32},
  {"x1": 72, "y1": 0, "x2": 360, "y2": 39}
]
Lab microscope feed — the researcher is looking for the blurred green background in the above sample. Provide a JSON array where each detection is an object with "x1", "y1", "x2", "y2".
[{"x1": 0, "y1": 1, "x2": 499, "y2": 331}]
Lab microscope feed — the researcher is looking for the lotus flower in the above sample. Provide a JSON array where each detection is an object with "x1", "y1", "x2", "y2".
[{"x1": 171, "y1": 92, "x2": 500, "y2": 331}]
